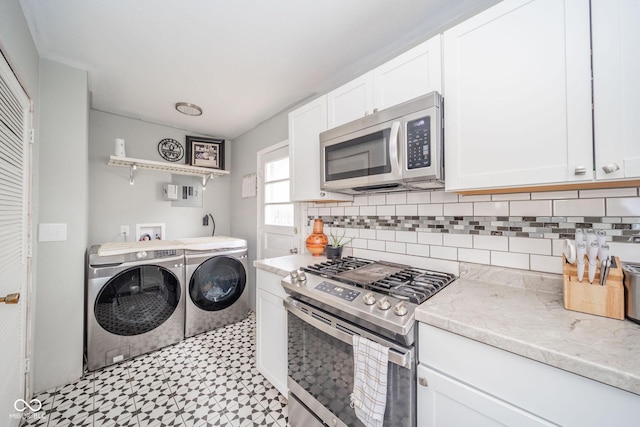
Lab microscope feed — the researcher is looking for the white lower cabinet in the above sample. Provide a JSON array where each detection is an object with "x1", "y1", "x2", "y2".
[
  {"x1": 418, "y1": 323, "x2": 640, "y2": 426},
  {"x1": 256, "y1": 269, "x2": 288, "y2": 396},
  {"x1": 417, "y1": 364, "x2": 551, "y2": 427}
]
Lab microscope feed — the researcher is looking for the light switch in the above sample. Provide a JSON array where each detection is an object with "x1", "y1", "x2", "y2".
[{"x1": 39, "y1": 223, "x2": 67, "y2": 242}]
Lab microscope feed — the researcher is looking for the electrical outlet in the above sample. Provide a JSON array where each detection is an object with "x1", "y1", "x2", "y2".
[
  {"x1": 120, "y1": 225, "x2": 130, "y2": 236},
  {"x1": 202, "y1": 215, "x2": 209, "y2": 226}
]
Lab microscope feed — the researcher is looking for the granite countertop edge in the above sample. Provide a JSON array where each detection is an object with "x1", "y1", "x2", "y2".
[{"x1": 416, "y1": 277, "x2": 640, "y2": 396}]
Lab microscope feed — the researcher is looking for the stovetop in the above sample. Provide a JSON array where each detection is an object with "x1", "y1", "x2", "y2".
[
  {"x1": 282, "y1": 256, "x2": 457, "y2": 342},
  {"x1": 301, "y1": 256, "x2": 455, "y2": 305}
]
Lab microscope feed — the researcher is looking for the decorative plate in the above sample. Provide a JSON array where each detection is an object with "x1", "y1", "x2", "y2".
[{"x1": 158, "y1": 138, "x2": 184, "y2": 162}]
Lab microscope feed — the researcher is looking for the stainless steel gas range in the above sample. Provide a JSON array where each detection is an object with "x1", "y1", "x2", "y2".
[{"x1": 282, "y1": 256, "x2": 456, "y2": 427}]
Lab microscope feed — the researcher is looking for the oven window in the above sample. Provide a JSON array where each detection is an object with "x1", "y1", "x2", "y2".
[
  {"x1": 287, "y1": 312, "x2": 414, "y2": 426},
  {"x1": 325, "y1": 129, "x2": 391, "y2": 181}
]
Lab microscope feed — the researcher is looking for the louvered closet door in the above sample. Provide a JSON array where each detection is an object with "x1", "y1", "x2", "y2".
[{"x1": 0, "y1": 51, "x2": 32, "y2": 427}]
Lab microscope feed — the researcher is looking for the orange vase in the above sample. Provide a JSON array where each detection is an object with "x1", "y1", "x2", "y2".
[{"x1": 306, "y1": 219, "x2": 328, "y2": 256}]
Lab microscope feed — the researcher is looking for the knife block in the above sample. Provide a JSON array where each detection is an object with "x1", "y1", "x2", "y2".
[{"x1": 562, "y1": 255, "x2": 624, "y2": 320}]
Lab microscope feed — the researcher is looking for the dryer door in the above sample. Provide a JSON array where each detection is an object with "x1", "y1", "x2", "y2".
[
  {"x1": 95, "y1": 265, "x2": 181, "y2": 336},
  {"x1": 190, "y1": 256, "x2": 247, "y2": 311}
]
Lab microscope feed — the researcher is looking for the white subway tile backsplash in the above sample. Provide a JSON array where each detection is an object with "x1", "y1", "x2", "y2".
[
  {"x1": 367, "y1": 240, "x2": 386, "y2": 251},
  {"x1": 431, "y1": 191, "x2": 459, "y2": 203},
  {"x1": 396, "y1": 204, "x2": 418, "y2": 216},
  {"x1": 406, "y1": 243, "x2": 429, "y2": 257},
  {"x1": 386, "y1": 193, "x2": 407, "y2": 205},
  {"x1": 554, "y1": 198, "x2": 605, "y2": 217},
  {"x1": 377, "y1": 205, "x2": 396, "y2": 216},
  {"x1": 492, "y1": 193, "x2": 530, "y2": 201},
  {"x1": 418, "y1": 203, "x2": 443, "y2": 216},
  {"x1": 474, "y1": 235, "x2": 508, "y2": 251},
  {"x1": 551, "y1": 239, "x2": 565, "y2": 256},
  {"x1": 458, "y1": 248, "x2": 490, "y2": 265},
  {"x1": 531, "y1": 190, "x2": 578, "y2": 200},
  {"x1": 360, "y1": 206, "x2": 376, "y2": 216},
  {"x1": 396, "y1": 230, "x2": 418, "y2": 243},
  {"x1": 444, "y1": 202, "x2": 473, "y2": 216},
  {"x1": 319, "y1": 207, "x2": 332, "y2": 216},
  {"x1": 491, "y1": 251, "x2": 529, "y2": 269},
  {"x1": 443, "y1": 234, "x2": 473, "y2": 248},
  {"x1": 307, "y1": 207, "x2": 319, "y2": 217},
  {"x1": 376, "y1": 230, "x2": 395, "y2": 241},
  {"x1": 606, "y1": 197, "x2": 640, "y2": 217},
  {"x1": 510, "y1": 200, "x2": 552, "y2": 216},
  {"x1": 459, "y1": 194, "x2": 491, "y2": 202},
  {"x1": 530, "y1": 255, "x2": 562, "y2": 274},
  {"x1": 580, "y1": 188, "x2": 638, "y2": 198},
  {"x1": 474, "y1": 202, "x2": 509, "y2": 217},
  {"x1": 407, "y1": 191, "x2": 431, "y2": 204},
  {"x1": 368, "y1": 194, "x2": 386, "y2": 205},
  {"x1": 353, "y1": 195, "x2": 369, "y2": 206},
  {"x1": 418, "y1": 232, "x2": 443, "y2": 246},
  {"x1": 509, "y1": 237, "x2": 551, "y2": 255},
  {"x1": 359, "y1": 229, "x2": 377, "y2": 239},
  {"x1": 609, "y1": 241, "x2": 640, "y2": 263},
  {"x1": 431, "y1": 245, "x2": 458, "y2": 261},
  {"x1": 344, "y1": 206, "x2": 359, "y2": 216},
  {"x1": 352, "y1": 238, "x2": 368, "y2": 249},
  {"x1": 386, "y1": 241, "x2": 406, "y2": 254},
  {"x1": 331, "y1": 207, "x2": 344, "y2": 216}
]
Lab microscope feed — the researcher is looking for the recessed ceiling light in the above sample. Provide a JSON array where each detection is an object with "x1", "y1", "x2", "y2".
[{"x1": 175, "y1": 102, "x2": 203, "y2": 116}]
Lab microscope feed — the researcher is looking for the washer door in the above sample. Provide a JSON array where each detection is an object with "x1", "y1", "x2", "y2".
[
  {"x1": 95, "y1": 265, "x2": 181, "y2": 336},
  {"x1": 190, "y1": 256, "x2": 246, "y2": 311}
]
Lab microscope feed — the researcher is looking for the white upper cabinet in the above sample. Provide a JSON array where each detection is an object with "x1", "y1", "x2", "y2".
[
  {"x1": 444, "y1": 0, "x2": 593, "y2": 191},
  {"x1": 327, "y1": 35, "x2": 442, "y2": 129},
  {"x1": 592, "y1": 0, "x2": 640, "y2": 181},
  {"x1": 288, "y1": 95, "x2": 352, "y2": 202}
]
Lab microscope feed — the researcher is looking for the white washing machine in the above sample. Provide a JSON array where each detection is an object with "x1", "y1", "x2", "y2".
[
  {"x1": 86, "y1": 240, "x2": 185, "y2": 371},
  {"x1": 180, "y1": 236, "x2": 249, "y2": 338}
]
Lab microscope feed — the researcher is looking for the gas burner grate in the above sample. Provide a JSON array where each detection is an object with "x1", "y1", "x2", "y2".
[{"x1": 301, "y1": 257, "x2": 374, "y2": 277}]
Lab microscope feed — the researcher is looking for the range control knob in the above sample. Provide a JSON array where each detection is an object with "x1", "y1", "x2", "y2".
[
  {"x1": 362, "y1": 292, "x2": 376, "y2": 305},
  {"x1": 297, "y1": 272, "x2": 307, "y2": 283},
  {"x1": 136, "y1": 251, "x2": 147, "y2": 260},
  {"x1": 377, "y1": 297, "x2": 391, "y2": 311},
  {"x1": 393, "y1": 301, "x2": 408, "y2": 316}
]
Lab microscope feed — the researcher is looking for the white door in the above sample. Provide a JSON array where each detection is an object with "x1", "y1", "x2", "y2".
[
  {"x1": 257, "y1": 141, "x2": 299, "y2": 259},
  {"x1": 0, "y1": 53, "x2": 33, "y2": 426}
]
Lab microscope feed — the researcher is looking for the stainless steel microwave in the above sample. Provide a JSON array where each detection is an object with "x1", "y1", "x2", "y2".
[{"x1": 320, "y1": 92, "x2": 444, "y2": 194}]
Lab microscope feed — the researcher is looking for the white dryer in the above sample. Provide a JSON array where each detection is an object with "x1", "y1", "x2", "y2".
[
  {"x1": 180, "y1": 236, "x2": 249, "y2": 338},
  {"x1": 86, "y1": 240, "x2": 185, "y2": 371}
]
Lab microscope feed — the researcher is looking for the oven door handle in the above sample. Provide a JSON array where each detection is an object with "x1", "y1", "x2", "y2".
[{"x1": 284, "y1": 299, "x2": 412, "y2": 369}]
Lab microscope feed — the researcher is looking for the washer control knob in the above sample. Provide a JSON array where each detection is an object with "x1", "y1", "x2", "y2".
[
  {"x1": 393, "y1": 301, "x2": 408, "y2": 316},
  {"x1": 136, "y1": 251, "x2": 147, "y2": 259},
  {"x1": 377, "y1": 296, "x2": 391, "y2": 311},
  {"x1": 363, "y1": 292, "x2": 377, "y2": 305}
]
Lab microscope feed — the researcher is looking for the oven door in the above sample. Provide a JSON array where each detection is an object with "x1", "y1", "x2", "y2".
[
  {"x1": 285, "y1": 298, "x2": 416, "y2": 427},
  {"x1": 321, "y1": 119, "x2": 403, "y2": 192}
]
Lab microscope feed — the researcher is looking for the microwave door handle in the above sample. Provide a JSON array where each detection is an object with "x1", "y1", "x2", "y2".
[{"x1": 388, "y1": 121, "x2": 402, "y2": 175}]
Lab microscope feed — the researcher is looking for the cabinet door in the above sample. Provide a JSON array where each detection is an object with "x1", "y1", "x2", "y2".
[
  {"x1": 592, "y1": 0, "x2": 640, "y2": 180},
  {"x1": 288, "y1": 96, "x2": 352, "y2": 202},
  {"x1": 417, "y1": 365, "x2": 553, "y2": 427},
  {"x1": 373, "y1": 35, "x2": 442, "y2": 110},
  {"x1": 444, "y1": 0, "x2": 593, "y2": 191},
  {"x1": 256, "y1": 270, "x2": 288, "y2": 396},
  {"x1": 327, "y1": 73, "x2": 374, "y2": 128}
]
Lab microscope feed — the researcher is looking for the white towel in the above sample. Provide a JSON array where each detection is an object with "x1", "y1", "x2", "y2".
[{"x1": 350, "y1": 335, "x2": 389, "y2": 427}]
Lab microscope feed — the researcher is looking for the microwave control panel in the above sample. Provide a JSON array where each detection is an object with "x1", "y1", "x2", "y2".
[{"x1": 406, "y1": 116, "x2": 430, "y2": 170}]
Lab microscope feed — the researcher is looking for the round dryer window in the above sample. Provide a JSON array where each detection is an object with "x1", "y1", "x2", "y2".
[
  {"x1": 94, "y1": 265, "x2": 181, "y2": 336},
  {"x1": 190, "y1": 256, "x2": 246, "y2": 311}
]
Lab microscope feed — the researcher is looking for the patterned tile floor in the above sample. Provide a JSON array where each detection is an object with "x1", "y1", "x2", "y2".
[{"x1": 20, "y1": 312, "x2": 288, "y2": 427}]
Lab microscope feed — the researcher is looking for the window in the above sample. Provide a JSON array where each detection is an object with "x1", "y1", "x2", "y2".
[{"x1": 264, "y1": 157, "x2": 293, "y2": 226}]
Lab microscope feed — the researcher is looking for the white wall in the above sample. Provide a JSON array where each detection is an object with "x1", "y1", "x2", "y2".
[
  {"x1": 88, "y1": 110, "x2": 231, "y2": 244},
  {"x1": 230, "y1": 110, "x2": 289, "y2": 310},
  {"x1": 34, "y1": 58, "x2": 88, "y2": 393}
]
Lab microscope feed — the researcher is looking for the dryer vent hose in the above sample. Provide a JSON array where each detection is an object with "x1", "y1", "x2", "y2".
[{"x1": 208, "y1": 213, "x2": 215, "y2": 236}]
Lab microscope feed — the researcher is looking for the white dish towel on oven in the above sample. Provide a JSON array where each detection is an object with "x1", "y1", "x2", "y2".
[{"x1": 350, "y1": 334, "x2": 389, "y2": 427}]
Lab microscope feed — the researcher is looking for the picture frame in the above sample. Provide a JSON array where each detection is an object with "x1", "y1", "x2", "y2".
[{"x1": 185, "y1": 136, "x2": 225, "y2": 170}]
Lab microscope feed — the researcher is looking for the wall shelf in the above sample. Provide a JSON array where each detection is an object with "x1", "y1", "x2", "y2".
[{"x1": 107, "y1": 155, "x2": 229, "y2": 185}]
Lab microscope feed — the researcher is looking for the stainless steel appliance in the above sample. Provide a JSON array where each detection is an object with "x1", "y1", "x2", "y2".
[
  {"x1": 622, "y1": 262, "x2": 640, "y2": 323},
  {"x1": 282, "y1": 257, "x2": 456, "y2": 426},
  {"x1": 86, "y1": 242, "x2": 185, "y2": 371},
  {"x1": 320, "y1": 92, "x2": 443, "y2": 194},
  {"x1": 182, "y1": 236, "x2": 249, "y2": 338}
]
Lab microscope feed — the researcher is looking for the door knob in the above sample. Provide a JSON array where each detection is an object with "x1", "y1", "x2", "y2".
[
  {"x1": 0, "y1": 293, "x2": 20, "y2": 304},
  {"x1": 290, "y1": 248, "x2": 299, "y2": 254}
]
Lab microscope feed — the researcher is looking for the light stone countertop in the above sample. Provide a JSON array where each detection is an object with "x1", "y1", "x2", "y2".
[
  {"x1": 416, "y1": 264, "x2": 640, "y2": 396},
  {"x1": 253, "y1": 254, "x2": 327, "y2": 277}
]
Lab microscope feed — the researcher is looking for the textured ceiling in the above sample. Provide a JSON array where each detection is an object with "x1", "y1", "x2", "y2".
[{"x1": 20, "y1": 0, "x2": 499, "y2": 139}]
